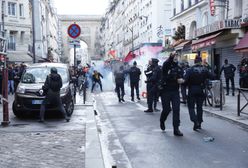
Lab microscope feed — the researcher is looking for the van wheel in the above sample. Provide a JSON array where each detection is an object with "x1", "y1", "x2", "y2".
[
  {"x1": 12, "y1": 101, "x2": 24, "y2": 118},
  {"x1": 66, "y1": 100, "x2": 74, "y2": 117}
]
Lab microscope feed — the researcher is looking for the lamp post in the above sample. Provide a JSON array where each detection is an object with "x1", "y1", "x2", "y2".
[{"x1": 31, "y1": 0, "x2": 36, "y2": 63}]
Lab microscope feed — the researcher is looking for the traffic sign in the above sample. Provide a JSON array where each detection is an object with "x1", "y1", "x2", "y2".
[
  {"x1": 68, "y1": 24, "x2": 81, "y2": 39},
  {"x1": 69, "y1": 40, "x2": 81, "y2": 48}
]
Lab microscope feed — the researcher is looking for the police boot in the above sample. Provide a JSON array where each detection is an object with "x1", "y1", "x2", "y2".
[
  {"x1": 174, "y1": 127, "x2": 183, "y2": 136},
  {"x1": 160, "y1": 121, "x2": 165, "y2": 131},
  {"x1": 193, "y1": 122, "x2": 200, "y2": 131},
  {"x1": 144, "y1": 109, "x2": 153, "y2": 112}
]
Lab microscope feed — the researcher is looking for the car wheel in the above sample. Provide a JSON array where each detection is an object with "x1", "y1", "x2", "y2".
[
  {"x1": 66, "y1": 100, "x2": 74, "y2": 117},
  {"x1": 12, "y1": 101, "x2": 24, "y2": 118}
]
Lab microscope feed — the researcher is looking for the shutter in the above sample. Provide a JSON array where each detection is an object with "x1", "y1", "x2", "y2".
[{"x1": 220, "y1": 46, "x2": 243, "y2": 88}]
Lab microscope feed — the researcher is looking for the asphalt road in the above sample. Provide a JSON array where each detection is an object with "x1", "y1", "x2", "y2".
[{"x1": 94, "y1": 92, "x2": 248, "y2": 168}]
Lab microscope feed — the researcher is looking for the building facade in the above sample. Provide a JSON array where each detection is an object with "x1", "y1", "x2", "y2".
[
  {"x1": 0, "y1": 0, "x2": 33, "y2": 63},
  {"x1": 171, "y1": 0, "x2": 248, "y2": 87},
  {"x1": 100, "y1": 0, "x2": 173, "y2": 60},
  {"x1": 33, "y1": 0, "x2": 60, "y2": 62}
]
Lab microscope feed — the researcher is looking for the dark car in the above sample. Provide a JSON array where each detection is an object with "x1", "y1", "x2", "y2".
[{"x1": 12, "y1": 63, "x2": 75, "y2": 118}]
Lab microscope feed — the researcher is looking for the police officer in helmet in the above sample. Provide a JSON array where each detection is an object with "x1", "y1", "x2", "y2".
[
  {"x1": 184, "y1": 55, "x2": 215, "y2": 130},
  {"x1": 144, "y1": 58, "x2": 161, "y2": 112},
  {"x1": 160, "y1": 52, "x2": 184, "y2": 136}
]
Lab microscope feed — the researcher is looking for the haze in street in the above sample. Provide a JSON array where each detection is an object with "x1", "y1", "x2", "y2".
[{"x1": 54, "y1": 0, "x2": 109, "y2": 15}]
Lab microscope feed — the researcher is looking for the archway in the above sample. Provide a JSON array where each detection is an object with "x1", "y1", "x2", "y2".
[
  {"x1": 69, "y1": 40, "x2": 89, "y2": 67},
  {"x1": 189, "y1": 21, "x2": 197, "y2": 39}
]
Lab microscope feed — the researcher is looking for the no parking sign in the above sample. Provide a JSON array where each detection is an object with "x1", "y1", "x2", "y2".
[{"x1": 68, "y1": 23, "x2": 81, "y2": 39}]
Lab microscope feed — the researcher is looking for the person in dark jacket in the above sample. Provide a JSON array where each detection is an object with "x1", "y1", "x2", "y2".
[
  {"x1": 114, "y1": 66, "x2": 126, "y2": 102},
  {"x1": 180, "y1": 61, "x2": 190, "y2": 104},
  {"x1": 220, "y1": 59, "x2": 236, "y2": 96},
  {"x1": 91, "y1": 70, "x2": 103, "y2": 92},
  {"x1": 144, "y1": 58, "x2": 161, "y2": 112},
  {"x1": 159, "y1": 53, "x2": 184, "y2": 136},
  {"x1": 184, "y1": 56, "x2": 215, "y2": 130},
  {"x1": 39, "y1": 67, "x2": 70, "y2": 122},
  {"x1": 128, "y1": 61, "x2": 141, "y2": 101},
  {"x1": 8, "y1": 64, "x2": 15, "y2": 95}
]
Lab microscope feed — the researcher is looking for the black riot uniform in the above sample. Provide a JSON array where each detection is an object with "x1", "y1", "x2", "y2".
[
  {"x1": 144, "y1": 58, "x2": 161, "y2": 112},
  {"x1": 128, "y1": 61, "x2": 141, "y2": 101},
  {"x1": 115, "y1": 66, "x2": 126, "y2": 102},
  {"x1": 160, "y1": 54, "x2": 184, "y2": 136},
  {"x1": 220, "y1": 59, "x2": 236, "y2": 96},
  {"x1": 184, "y1": 56, "x2": 215, "y2": 130}
]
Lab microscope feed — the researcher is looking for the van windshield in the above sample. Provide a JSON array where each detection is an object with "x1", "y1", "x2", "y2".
[{"x1": 21, "y1": 67, "x2": 69, "y2": 84}]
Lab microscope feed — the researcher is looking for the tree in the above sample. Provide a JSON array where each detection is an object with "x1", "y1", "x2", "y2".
[{"x1": 173, "y1": 24, "x2": 185, "y2": 41}]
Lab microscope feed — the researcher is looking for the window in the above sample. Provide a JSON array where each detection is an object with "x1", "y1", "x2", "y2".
[
  {"x1": 21, "y1": 31, "x2": 25, "y2": 44},
  {"x1": 19, "y1": 4, "x2": 24, "y2": 17},
  {"x1": 181, "y1": 0, "x2": 184, "y2": 12},
  {"x1": 8, "y1": 32, "x2": 16, "y2": 51},
  {"x1": 188, "y1": 0, "x2": 192, "y2": 7},
  {"x1": 8, "y1": 2, "x2": 16, "y2": 16}
]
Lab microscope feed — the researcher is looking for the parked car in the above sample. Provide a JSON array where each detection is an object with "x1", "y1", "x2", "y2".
[{"x1": 12, "y1": 63, "x2": 76, "y2": 118}]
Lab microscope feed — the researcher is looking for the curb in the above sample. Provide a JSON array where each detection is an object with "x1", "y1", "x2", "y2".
[{"x1": 203, "y1": 109, "x2": 248, "y2": 130}]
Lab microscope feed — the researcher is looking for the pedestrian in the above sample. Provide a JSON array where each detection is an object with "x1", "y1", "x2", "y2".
[
  {"x1": 91, "y1": 70, "x2": 103, "y2": 92},
  {"x1": 8, "y1": 64, "x2": 15, "y2": 95},
  {"x1": 128, "y1": 61, "x2": 141, "y2": 101},
  {"x1": 144, "y1": 58, "x2": 161, "y2": 112},
  {"x1": 220, "y1": 59, "x2": 236, "y2": 96},
  {"x1": 114, "y1": 66, "x2": 126, "y2": 102},
  {"x1": 39, "y1": 67, "x2": 70, "y2": 122},
  {"x1": 184, "y1": 56, "x2": 215, "y2": 130},
  {"x1": 0, "y1": 67, "x2": 2, "y2": 104},
  {"x1": 159, "y1": 52, "x2": 184, "y2": 136}
]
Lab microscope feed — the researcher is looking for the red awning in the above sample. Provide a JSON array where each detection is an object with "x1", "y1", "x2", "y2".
[
  {"x1": 234, "y1": 32, "x2": 248, "y2": 52},
  {"x1": 124, "y1": 51, "x2": 135, "y2": 62},
  {"x1": 174, "y1": 40, "x2": 191, "y2": 51},
  {"x1": 192, "y1": 32, "x2": 222, "y2": 51}
]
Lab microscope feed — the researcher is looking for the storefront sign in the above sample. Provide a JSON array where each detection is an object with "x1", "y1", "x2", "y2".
[
  {"x1": 192, "y1": 39, "x2": 216, "y2": 51},
  {"x1": 196, "y1": 18, "x2": 248, "y2": 37},
  {"x1": 210, "y1": 0, "x2": 215, "y2": 16}
]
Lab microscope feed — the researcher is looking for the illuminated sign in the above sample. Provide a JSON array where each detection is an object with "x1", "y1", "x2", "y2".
[{"x1": 210, "y1": 0, "x2": 215, "y2": 16}]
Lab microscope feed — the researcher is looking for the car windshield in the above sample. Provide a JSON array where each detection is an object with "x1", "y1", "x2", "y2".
[{"x1": 21, "y1": 67, "x2": 69, "y2": 84}]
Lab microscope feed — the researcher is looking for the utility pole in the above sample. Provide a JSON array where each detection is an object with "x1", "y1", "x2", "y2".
[
  {"x1": 1, "y1": 0, "x2": 10, "y2": 126},
  {"x1": 31, "y1": 0, "x2": 36, "y2": 63}
]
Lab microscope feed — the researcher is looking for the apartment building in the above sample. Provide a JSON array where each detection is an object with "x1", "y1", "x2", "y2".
[
  {"x1": 0, "y1": 0, "x2": 32, "y2": 63},
  {"x1": 171, "y1": 0, "x2": 248, "y2": 87},
  {"x1": 100, "y1": 0, "x2": 173, "y2": 59},
  {"x1": 33, "y1": 0, "x2": 60, "y2": 62}
]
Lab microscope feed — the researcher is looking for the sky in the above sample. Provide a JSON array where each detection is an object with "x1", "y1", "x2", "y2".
[{"x1": 53, "y1": 0, "x2": 109, "y2": 15}]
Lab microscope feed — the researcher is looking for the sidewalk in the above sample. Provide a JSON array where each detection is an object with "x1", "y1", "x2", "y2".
[{"x1": 203, "y1": 92, "x2": 248, "y2": 129}]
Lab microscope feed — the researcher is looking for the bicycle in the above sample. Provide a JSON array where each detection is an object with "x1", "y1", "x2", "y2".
[{"x1": 205, "y1": 80, "x2": 225, "y2": 107}]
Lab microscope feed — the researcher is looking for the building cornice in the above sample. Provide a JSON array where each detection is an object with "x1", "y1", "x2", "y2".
[{"x1": 59, "y1": 15, "x2": 102, "y2": 22}]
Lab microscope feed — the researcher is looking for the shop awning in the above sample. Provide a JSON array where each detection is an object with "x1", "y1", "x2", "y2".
[
  {"x1": 192, "y1": 32, "x2": 222, "y2": 51},
  {"x1": 174, "y1": 40, "x2": 191, "y2": 51},
  {"x1": 234, "y1": 32, "x2": 248, "y2": 52}
]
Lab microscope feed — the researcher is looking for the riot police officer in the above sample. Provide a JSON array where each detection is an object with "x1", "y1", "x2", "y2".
[
  {"x1": 128, "y1": 61, "x2": 141, "y2": 101},
  {"x1": 184, "y1": 56, "x2": 215, "y2": 130},
  {"x1": 160, "y1": 53, "x2": 184, "y2": 136},
  {"x1": 144, "y1": 58, "x2": 161, "y2": 112}
]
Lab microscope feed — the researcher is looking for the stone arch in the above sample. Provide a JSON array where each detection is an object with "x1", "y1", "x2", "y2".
[
  {"x1": 202, "y1": 12, "x2": 208, "y2": 27},
  {"x1": 189, "y1": 21, "x2": 197, "y2": 39},
  {"x1": 60, "y1": 15, "x2": 101, "y2": 65}
]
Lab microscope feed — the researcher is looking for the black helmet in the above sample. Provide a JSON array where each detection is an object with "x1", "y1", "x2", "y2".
[{"x1": 50, "y1": 67, "x2": 57, "y2": 74}]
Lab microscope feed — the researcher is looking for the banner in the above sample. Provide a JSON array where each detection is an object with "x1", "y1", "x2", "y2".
[{"x1": 210, "y1": 0, "x2": 215, "y2": 16}]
